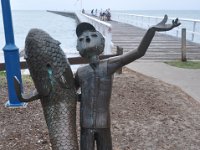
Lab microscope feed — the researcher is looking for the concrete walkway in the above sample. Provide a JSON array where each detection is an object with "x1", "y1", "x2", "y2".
[{"x1": 127, "y1": 61, "x2": 200, "y2": 102}]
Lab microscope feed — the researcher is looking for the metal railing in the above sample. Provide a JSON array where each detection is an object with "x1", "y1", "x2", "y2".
[
  {"x1": 111, "y1": 12, "x2": 200, "y2": 43},
  {"x1": 76, "y1": 12, "x2": 113, "y2": 54},
  {"x1": 0, "y1": 46, "x2": 124, "y2": 73}
]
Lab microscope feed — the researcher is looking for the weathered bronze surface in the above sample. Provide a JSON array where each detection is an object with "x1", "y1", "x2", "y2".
[
  {"x1": 14, "y1": 29, "x2": 78, "y2": 150},
  {"x1": 13, "y1": 15, "x2": 180, "y2": 150},
  {"x1": 75, "y1": 15, "x2": 180, "y2": 150}
]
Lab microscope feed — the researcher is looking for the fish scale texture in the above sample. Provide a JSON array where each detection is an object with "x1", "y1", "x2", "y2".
[{"x1": 25, "y1": 28, "x2": 78, "y2": 150}]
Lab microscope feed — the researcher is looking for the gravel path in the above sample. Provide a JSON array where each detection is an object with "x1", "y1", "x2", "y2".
[{"x1": 0, "y1": 68, "x2": 200, "y2": 150}]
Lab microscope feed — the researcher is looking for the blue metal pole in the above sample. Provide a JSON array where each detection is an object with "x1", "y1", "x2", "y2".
[{"x1": 1, "y1": 0, "x2": 26, "y2": 107}]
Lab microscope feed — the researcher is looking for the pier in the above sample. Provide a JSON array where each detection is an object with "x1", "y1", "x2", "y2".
[
  {"x1": 1, "y1": 11, "x2": 200, "y2": 69},
  {"x1": 2, "y1": 11, "x2": 199, "y2": 70},
  {"x1": 51, "y1": 11, "x2": 200, "y2": 61},
  {"x1": 111, "y1": 20, "x2": 200, "y2": 61}
]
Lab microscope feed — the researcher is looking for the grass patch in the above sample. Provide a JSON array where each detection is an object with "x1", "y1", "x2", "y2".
[
  {"x1": 165, "y1": 61, "x2": 200, "y2": 69},
  {"x1": 0, "y1": 72, "x2": 32, "y2": 83},
  {"x1": 0, "y1": 71, "x2": 6, "y2": 76}
]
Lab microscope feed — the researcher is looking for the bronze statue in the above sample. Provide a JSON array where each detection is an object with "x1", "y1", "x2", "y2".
[
  {"x1": 14, "y1": 29, "x2": 78, "y2": 150},
  {"x1": 75, "y1": 15, "x2": 180, "y2": 150},
  {"x1": 13, "y1": 15, "x2": 180, "y2": 150}
]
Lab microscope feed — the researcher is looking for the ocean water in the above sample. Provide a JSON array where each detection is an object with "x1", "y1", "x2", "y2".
[
  {"x1": 1, "y1": 10, "x2": 199, "y2": 49},
  {"x1": 0, "y1": 10, "x2": 199, "y2": 63},
  {"x1": 0, "y1": 10, "x2": 78, "y2": 55}
]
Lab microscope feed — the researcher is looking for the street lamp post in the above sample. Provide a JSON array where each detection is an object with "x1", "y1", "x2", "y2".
[{"x1": 1, "y1": 0, "x2": 26, "y2": 107}]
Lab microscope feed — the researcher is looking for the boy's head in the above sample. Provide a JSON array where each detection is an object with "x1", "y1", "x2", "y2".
[{"x1": 76, "y1": 22, "x2": 105, "y2": 58}]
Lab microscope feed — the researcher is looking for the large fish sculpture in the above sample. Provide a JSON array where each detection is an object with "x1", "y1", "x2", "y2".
[{"x1": 14, "y1": 29, "x2": 78, "y2": 150}]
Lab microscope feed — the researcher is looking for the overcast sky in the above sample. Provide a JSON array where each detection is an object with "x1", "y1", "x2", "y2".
[{"x1": 10, "y1": 0, "x2": 200, "y2": 10}]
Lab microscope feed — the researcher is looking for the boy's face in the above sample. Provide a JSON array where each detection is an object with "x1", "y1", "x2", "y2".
[{"x1": 76, "y1": 31, "x2": 105, "y2": 59}]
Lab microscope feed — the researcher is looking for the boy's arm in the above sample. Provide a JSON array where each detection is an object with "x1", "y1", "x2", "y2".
[
  {"x1": 74, "y1": 71, "x2": 82, "y2": 102},
  {"x1": 108, "y1": 15, "x2": 180, "y2": 74}
]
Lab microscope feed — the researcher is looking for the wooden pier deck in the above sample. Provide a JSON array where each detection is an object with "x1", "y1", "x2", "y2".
[
  {"x1": 110, "y1": 21, "x2": 200, "y2": 61},
  {"x1": 49, "y1": 12, "x2": 200, "y2": 61}
]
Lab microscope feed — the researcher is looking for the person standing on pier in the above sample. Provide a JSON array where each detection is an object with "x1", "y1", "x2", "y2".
[{"x1": 75, "y1": 15, "x2": 180, "y2": 150}]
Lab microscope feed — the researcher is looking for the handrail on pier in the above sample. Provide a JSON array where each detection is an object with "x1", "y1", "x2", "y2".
[
  {"x1": 76, "y1": 12, "x2": 113, "y2": 54},
  {"x1": 111, "y1": 12, "x2": 200, "y2": 43},
  {"x1": 0, "y1": 46, "x2": 124, "y2": 73}
]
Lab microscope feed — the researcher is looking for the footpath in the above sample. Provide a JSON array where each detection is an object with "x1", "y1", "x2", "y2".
[{"x1": 127, "y1": 61, "x2": 200, "y2": 102}]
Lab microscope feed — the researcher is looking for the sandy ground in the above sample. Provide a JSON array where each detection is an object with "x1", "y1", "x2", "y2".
[{"x1": 0, "y1": 68, "x2": 200, "y2": 150}]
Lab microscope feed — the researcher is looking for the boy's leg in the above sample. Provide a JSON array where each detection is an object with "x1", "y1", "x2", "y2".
[
  {"x1": 81, "y1": 128, "x2": 95, "y2": 150},
  {"x1": 96, "y1": 128, "x2": 112, "y2": 150}
]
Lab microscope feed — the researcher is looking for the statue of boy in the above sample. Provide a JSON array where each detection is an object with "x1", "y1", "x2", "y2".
[{"x1": 75, "y1": 15, "x2": 180, "y2": 150}]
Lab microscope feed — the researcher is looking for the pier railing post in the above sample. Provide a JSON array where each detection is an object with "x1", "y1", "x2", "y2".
[
  {"x1": 1, "y1": 0, "x2": 26, "y2": 107},
  {"x1": 192, "y1": 21, "x2": 196, "y2": 41},
  {"x1": 181, "y1": 28, "x2": 187, "y2": 62}
]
